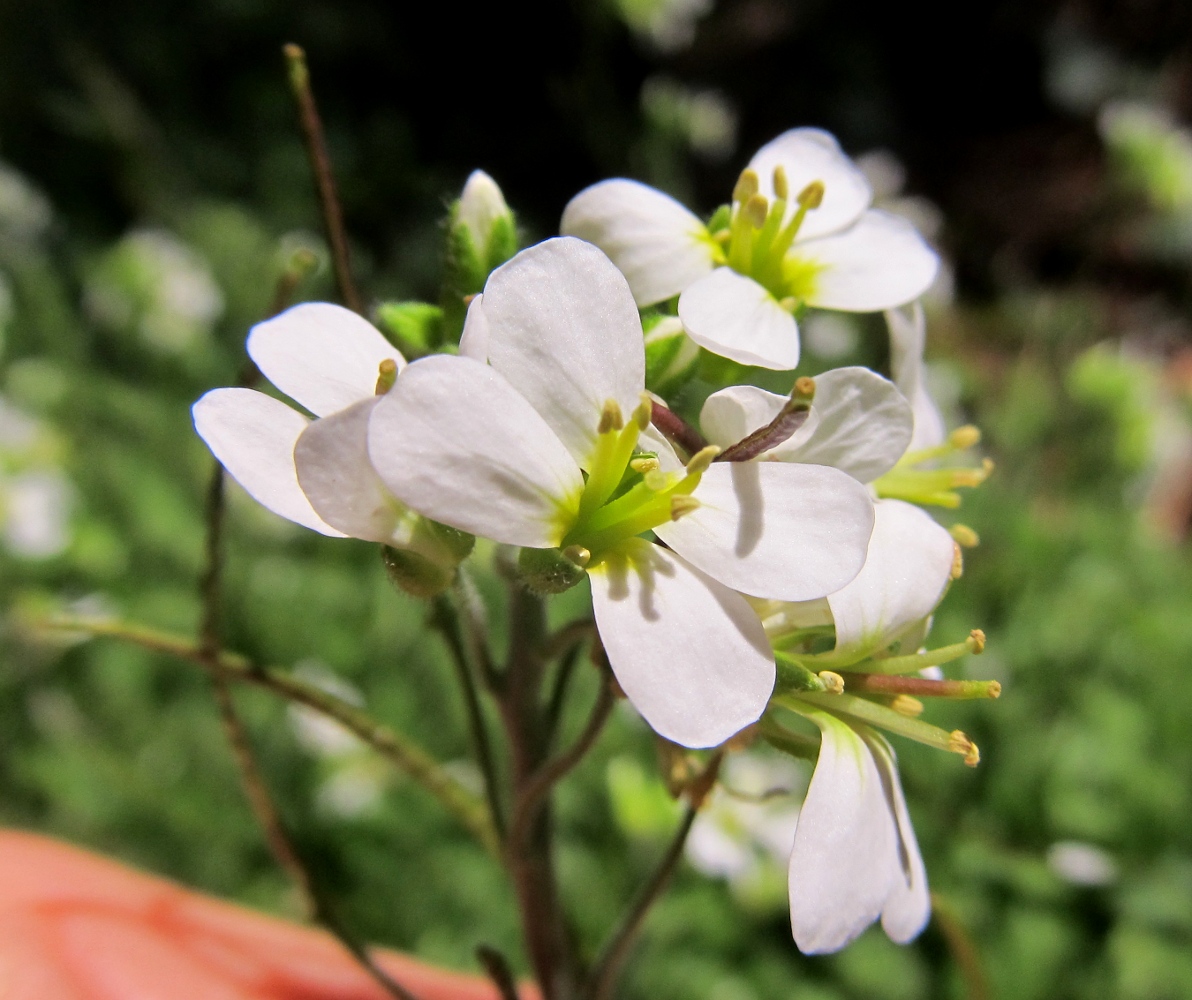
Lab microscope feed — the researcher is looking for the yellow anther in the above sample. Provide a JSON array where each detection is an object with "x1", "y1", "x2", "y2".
[
  {"x1": 890, "y1": 695, "x2": 925, "y2": 717},
  {"x1": 796, "y1": 180, "x2": 825, "y2": 209},
  {"x1": 967, "y1": 629, "x2": 986, "y2": 654},
  {"x1": 949, "y1": 425, "x2": 982, "y2": 450},
  {"x1": 669, "y1": 496, "x2": 701, "y2": 520},
  {"x1": 633, "y1": 392, "x2": 653, "y2": 430},
  {"x1": 778, "y1": 296, "x2": 798, "y2": 312},
  {"x1": 375, "y1": 358, "x2": 399, "y2": 395},
  {"x1": 986, "y1": 681, "x2": 1002, "y2": 698},
  {"x1": 950, "y1": 524, "x2": 980, "y2": 548},
  {"x1": 733, "y1": 169, "x2": 760, "y2": 203},
  {"x1": 948, "y1": 730, "x2": 979, "y2": 766},
  {"x1": 629, "y1": 456, "x2": 660, "y2": 475},
  {"x1": 817, "y1": 670, "x2": 844, "y2": 694},
  {"x1": 685, "y1": 445, "x2": 721, "y2": 475},
  {"x1": 744, "y1": 194, "x2": 769, "y2": 228},
  {"x1": 562, "y1": 545, "x2": 591, "y2": 568},
  {"x1": 772, "y1": 165, "x2": 789, "y2": 200},
  {"x1": 598, "y1": 399, "x2": 624, "y2": 434},
  {"x1": 643, "y1": 469, "x2": 669, "y2": 491},
  {"x1": 953, "y1": 458, "x2": 995, "y2": 488},
  {"x1": 951, "y1": 543, "x2": 964, "y2": 580}
]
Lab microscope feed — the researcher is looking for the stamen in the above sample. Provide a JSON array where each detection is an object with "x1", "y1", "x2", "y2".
[
  {"x1": 669, "y1": 496, "x2": 700, "y2": 520},
  {"x1": 890, "y1": 695, "x2": 924, "y2": 716},
  {"x1": 744, "y1": 194, "x2": 769, "y2": 229},
  {"x1": 772, "y1": 165, "x2": 789, "y2": 200},
  {"x1": 375, "y1": 358, "x2": 399, "y2": 395},
  {"x1": 837, "y1": 671, "x2": 1001, "y2": 700},
  {"x1": 950, "y1": 524, "x2": 980, "y2": 547},
  {"x1": 598, "y1": 399, "x2": 624, "y2": 434},
  {"x1": 817, "y1": 670, "x2": 844, "y2": 694},
  {"x1": 950, "y1": 425, "x2": 981, "y2": 449},
  {"x1": 643, "y1": 469, "x2": 668, "y2": 491},
  {"x1": 968, "y1": 628, "x2": 986, "y2": 653},
  {"x1": 948, "y1": 731, "x2": 980, "y2": 766},
  {"x1": 632, "y1": 392, "x2": 653, "y2": 430},
  {"x1": 685, "y1": 445, "x2": 721, "y2": 475},
  {"x1": 859, "y1": 630, "x2": 986, "y2": 675},
  {"x1": 796, "y1": 181, "x2": 825, "y2": 209},
  {"x1": 951, "y1": 543, "x2": 964, "y2": 580},
  {"x1": 629, "y1": 456, "x2": 659, "y2": 475},
  {"x1": 732, "y1": 169, "x2": 760, "y2": 204}
]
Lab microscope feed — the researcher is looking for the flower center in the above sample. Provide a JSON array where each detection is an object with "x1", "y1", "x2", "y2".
[
  {"x1": 561, "y1": 396, "x2": 717, "y2": 563},
  {"x1": 710, "y1": 166, "x2": 826, "y2": 305}
]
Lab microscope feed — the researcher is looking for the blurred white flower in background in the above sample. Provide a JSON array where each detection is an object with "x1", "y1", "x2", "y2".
[
  {"x1": 0, "y1": 395, "x2": 72, "y2": 560},
  {"x1": 1047, "y1": 840, "x2": 1119, "y2": 887}
]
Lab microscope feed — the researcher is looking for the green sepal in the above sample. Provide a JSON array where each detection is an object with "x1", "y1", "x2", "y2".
[
  {"x1": 382, "y1": 545, "x2": 456, "y2": 599},
  {"x1": 517, "y1": 546, "x2": 587, "y2": 595},
  {"x1": 706, "y1": 203, "x2": 732, "y2": 234},
  {"x1": 774, "y1": 653, "x2": 828, "y2": 693},
  {"x1": 375, "y1": 301, "x2": 444, "y2": 353}
]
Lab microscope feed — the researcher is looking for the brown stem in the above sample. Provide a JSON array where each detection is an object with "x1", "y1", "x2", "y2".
[
  {"x1": 476, "y1": 945, "x2": 522, "y2": 1000},
  {"x1": 282, "y1": 43, "x2": 362, "y2": 314},
  {"x1": 586, "y1": 806, "x2": 699, "y2": 1000},
  {"x1": 931, "y1": 892, "x2": 989, "y2": 1000},
  {"x1": 508, "y1": 676, "x2": 614, "y2": 855},
  {"x1": 498, "y1": 584, "x2": 577, "y2": 1000},
  {"x1": 430, "y1": 594, "x2": 506, "y2": 841}
]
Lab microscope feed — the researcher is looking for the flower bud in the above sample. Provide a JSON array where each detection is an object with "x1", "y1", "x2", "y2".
[{"x1": 517, "y1": 545, "x2": 588, "y2": 595}]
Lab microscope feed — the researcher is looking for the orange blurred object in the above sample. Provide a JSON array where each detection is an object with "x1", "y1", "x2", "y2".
[{"x1": 0, "y1": 829, "x2": 530, "y2": 1000}]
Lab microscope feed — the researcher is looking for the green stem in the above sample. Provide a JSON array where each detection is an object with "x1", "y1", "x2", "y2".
[{"x1": 39, "y1": 616, "x2": 499, "y2": 857}]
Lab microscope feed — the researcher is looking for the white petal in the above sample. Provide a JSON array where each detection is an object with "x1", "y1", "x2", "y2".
[
  {"x1": 863, "y1": 731, "x2": 931, "y2": 943},
  {"x1": 747, "y1": 128, "x2": 872, "y2": 241},
  {"x1": 367, "y1": 355, "x2": 583, "y2": 548},
  {"x1": 824, "y1": 499, "x2": 955, "y2": 663},
  {"x1": 886, "y1": 302, "x2": 946, "y2": 450},
  {"x1": 247, "y1": 302, "x2": 406, "y2": 417},
  {"x1": 795, "y1": 211, "x2": 939, "y2": 313},
  {"x1": 588, "y1": 539, "x2": 773, "y2": 748},
  {"x1": 561, "y1": 179, "x2": 716, "y2": 306},
  {"x1": 192, "y1": 388, "x2": 344, "y2": 536},
  {"x1": 458, "y1": 293, "x2": 490, "y2": 362},
  {"x1": 481, "y1": 238, "x2": 646, "y2": 466},
  {"x1": 788, "y1": 708, "x2": 900, "y2": 954},
  {"x1": 678, "y1": 269, "x2": 800, "y2": 370},
  {"x1": 700, "y1": 368, "x2": 913, "y2": 482},
  {"x1": 654, "y1": 462, "x2": 874, "y2": 602},
  {"x1": 294, "y1": 396, "x2": 406, "y2": 544}
]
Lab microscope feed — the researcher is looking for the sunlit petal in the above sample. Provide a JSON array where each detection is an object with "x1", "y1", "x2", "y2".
[
  {"x1": 678, "y1": 269, "x2": 800, "y2": 370},
  {"x1": 589, "y1": 539, "x2": 774, "y2": 748},
  {"x1": 247, "y1": 303, "x2": 406, "y2": 417},
  {"x1": 886, "y1": 302, "x2": 946, "y2": 450},
  {"x1": 561, "y1": 179, "x2": 717, "y2": 306}
]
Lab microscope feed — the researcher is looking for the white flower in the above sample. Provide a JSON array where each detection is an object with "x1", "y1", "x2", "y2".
[
  {"x1": 562, "y1": 128, "x2": 939, "y2": 370},
  {"x1": 785, "y1": 705, "x2": 929, "y2": 953},
  {"x1": 367, "y1": 237, "x2": 875, "y2": 748},
  {"x1": 193, "y1": 303, "x2": 426, "y2": 549},
  {"x1": 700, "y1": 366, "x2": 956, "y2": 663}
]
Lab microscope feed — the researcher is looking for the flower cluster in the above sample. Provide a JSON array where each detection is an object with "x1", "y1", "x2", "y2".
[{"x1": 194, "y1": 134, "x2": 997, "y2": 955}]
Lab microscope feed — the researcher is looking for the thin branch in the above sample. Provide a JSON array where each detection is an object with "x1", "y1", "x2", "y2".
[
  {"x1": 282, "y1": 43, "x2": 362, "y2": 314},
  {"x1": 455, "y1": 568, "x2": 501, "y2": 691},
  {"x1": 430, "y1": 593, "x2": 506, "y2": 841},
  {"x1": 931, "y1": 892, "x2": 989, "y2": 1000},
  {"x1": 586, "y1": 805, "x2": 699, "y2": 1000},
  {"x1": 475, "y1": 945, "x2": 522, "y2": 1000},
  {"x1": 42, "y1": 616, "x2": 500, "y2": 857},
  {"x1": 649, "y1": 401, "x2": 708, "y2": 459},
  {"x1": 509, "y1": 678, "x2": 614, "y2": 855},
  {"x1": 543, "y1": 645, "x2": 581, "y2": 752},
  {"x1": 586, "y1": 752, "x2": 722, "y2": 1000}
]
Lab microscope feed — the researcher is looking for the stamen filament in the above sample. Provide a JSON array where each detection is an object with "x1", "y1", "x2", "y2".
[{"x1": 855, "y1": 630, "x2": 986, "y2": 675}]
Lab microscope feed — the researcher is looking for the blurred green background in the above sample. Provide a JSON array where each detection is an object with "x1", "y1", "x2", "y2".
[{"x1": 2, "y1": 0, "x2": 1192, "y2": 997}]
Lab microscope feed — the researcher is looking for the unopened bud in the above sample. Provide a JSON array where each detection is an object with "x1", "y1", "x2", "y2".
[
  {"x1": 670, "y1": 496, "x2": 701, "y2": 520},
  {"x1": 598, "y1": 399, "x2": 624, "y2": 434},
  {"x1": 797, "y1": 180, "x2": 825, "y2": 209},
  {"x1": 967, "y1": 629, "x2": 986, "y2": 654},
  {"x1": 890, "y1": 695, "x2": 924, "y2": 716},
  {"x1": 772, "y1": 165, "x2": 789, "y2": 200},
  {"x1": 458, "y1": 170, "x2": 512, "y2": 261},
  {"x1": 950, "y1": 524, "x2": 980, "y2": 547},
  {"x1": 733, "y1": 169, "x2": 760, "y2": 204},
  {"x1": 817, "y1": 670, "x2": 844, "y2": 694},
  {"x1": 518, "y1": 546, "x2": 588, "y2": 595},
  {"x1": 949, "y1": 425, "x2": 982, "y2": 450},
  {"x1": 744, "y1": 194, "x2": 769, "y2": 228},
  {"x1": 375, "y1": 358, "x2": 399, "y2": 395},
  {"x1": 685, "y1": 445, "x2": 721, "y2": 475}
]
